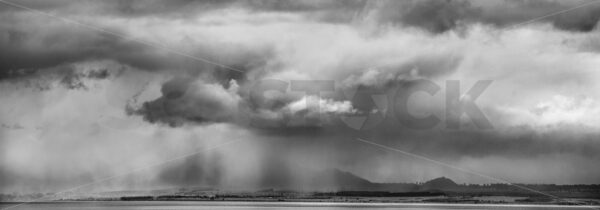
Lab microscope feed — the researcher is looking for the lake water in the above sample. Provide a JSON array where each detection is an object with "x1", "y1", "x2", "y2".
[{"x1": 0, "y1": 201, "x2": 596, "y2": 210}]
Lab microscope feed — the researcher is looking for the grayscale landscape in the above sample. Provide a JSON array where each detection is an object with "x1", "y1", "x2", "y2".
[{"x1": 1, "y1": 0, "x2": 600, "y2": 209}]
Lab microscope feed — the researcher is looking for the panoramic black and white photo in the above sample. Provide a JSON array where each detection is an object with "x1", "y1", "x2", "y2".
[{"x1": 1, "y1": 0, "x2": 600, "y2": 209}]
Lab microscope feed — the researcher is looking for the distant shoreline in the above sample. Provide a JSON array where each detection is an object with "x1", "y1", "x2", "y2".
[
  {"x1": 2, "y1": 200, "x2": 600, "y2": 208},
  {"x1": 55, "y1": 194, "x2": 600, "y2": 207}
]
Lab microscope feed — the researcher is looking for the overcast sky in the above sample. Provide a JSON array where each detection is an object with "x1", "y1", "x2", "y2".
[{"x1": 1, "y1": 0, "x2": 600, "y2": 193}]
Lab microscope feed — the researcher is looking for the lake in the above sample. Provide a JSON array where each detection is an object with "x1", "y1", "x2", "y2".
[{"x1": 0, "y1": 201, "x2": 596, "y2": 210}]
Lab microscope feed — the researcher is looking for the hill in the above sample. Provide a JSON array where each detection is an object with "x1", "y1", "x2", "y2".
[{"x1": 420, "y1": 176, "x2": 459, "y2": 191}]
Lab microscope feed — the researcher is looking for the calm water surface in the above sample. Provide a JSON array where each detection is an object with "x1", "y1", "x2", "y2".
[{"x1": 0, "y1": 201, "x2": 596, "y2": 210}]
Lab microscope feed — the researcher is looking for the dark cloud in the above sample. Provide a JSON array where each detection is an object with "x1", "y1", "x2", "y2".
[
  {"x1": 127, "y1": 77, "x2": 241, "y2": 127},
  {"x1": 0, "y1": 16, "x2": 249, "y2": 83},
  {"x1": 0, "y1": 0, "x2": 597, "y2": 83},
  {"x1": 97, "y1": 0, "x2": 599, "y2": 33},
  {"x1": 476, "y1": 0, "x2": 600, "y2": 32},
  {"x1": 0, "y1": 24, "x2": 169, "y2": 75},
  {"x1": 0, "y1": 0, "x2": 234, "y2": 17},
  {"x1": 375, "y1": 0, "x2": 481, "y2": 33},
  {"x1": 245, "y1": 0, "x2": 366, "y2": 12},
  {"x1": 60, "y1": 69, "x2": 110, "y2": 90},
  {"x1": 370, "y1": 0, "x2": 600, "y2": 33},
  {"x1": 0, "y1": 64, "x2": 113, "y2": 90}
]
